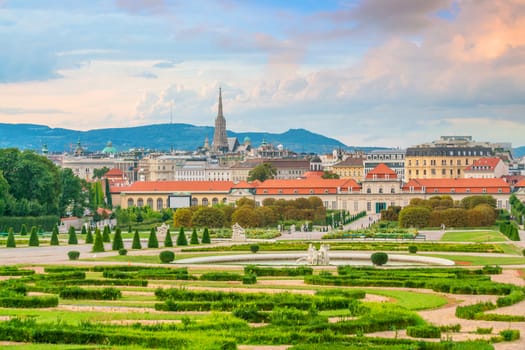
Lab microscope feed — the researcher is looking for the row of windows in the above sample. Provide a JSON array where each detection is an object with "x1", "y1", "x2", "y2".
[
  {"x1": 127, "y1": 197, "x2": 227, "y2": 209},
  {"x1": 408, "y1": 169, "x2": 462, "y2": 176},
  {"x1": 408, "y1": 159, "x2": 471, "y2": 166}
]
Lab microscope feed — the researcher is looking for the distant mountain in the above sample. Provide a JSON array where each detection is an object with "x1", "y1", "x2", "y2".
[
  {"x1": 0, "y1": 123, "x2": 377, "y2": 155},
  {"x1": 513, "y1": 146, "x2": 525, "y2": 158}
]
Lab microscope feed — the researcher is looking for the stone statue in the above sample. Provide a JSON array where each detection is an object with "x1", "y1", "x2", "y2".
[
  {"x1": 232, "y1": 222, "x2": 247, "y2": 242},
  {"x1": 297, "y1": 243, "x2": 330, "y2": 265},
  {"x1": 157, "y1": 223, "x2": 169, "y2": 236}
]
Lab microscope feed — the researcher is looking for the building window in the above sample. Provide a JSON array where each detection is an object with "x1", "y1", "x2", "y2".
[
  {"x1": 127, "y1": 198, "x2": 134, "y2": 207},
  {"x1": 378, "y1": 187, "x2": 383, "y2": 194},
  {"x1": 482, "y1": 188, "x2": 487, "y2": 193},
  {"x1": 212, "y1": 198, "x2": 219, "y2": 205},
  {"x1": 497, "y1": 200, "x2": 502, "y2": 209},
  {"x1": 354, "y1": 201, "x2": 359, "y2": 211},
  {"x1": 191, "y1": 198, "x2": 198, "y2": 206},
  {"x1": 147, "y1": 198, "x2": 153, "y2": 208},
  {"x1": 278, "y1": 190, "x2": 283, "y2": 194},
  {"x1": 367, "y1": 202, "x2": 371, "y2": 211},
  {"x1": 293, "y1": 189, "x2": 299, "y2": 194},
  {"x1": 442, "y1": 169, "x2": 446, "y2": 175},
  {"x1": 466, "y1": 189, "x2": 470, "y2": 193},
  {"x1": 137, "y1": 198, "x2": 144, "y2": 207},
  {"x1": 498, "y1": 188, "x2": 502, "y2": 193},
  {"x1": 391, "y1": 188, "x2": 395, "y2": 194},
  {"x1": 202, "y1": 198, "x2": 209, "y2": 206},
  {"x1": 366, "y1": 188, "x2": 371, "y2": 194},
  {"x1": 450, "y1": 189, "x2": 455, "y2": 193},
  {"x1": 156, "y1": 198, "x2": 163, "y2": 210},
  {"x1": 263, "y1": 190, "x2": 268, "y2": 194},
  {"x1": 434, "y1": 188, "x2": 438, "y2": 193}
]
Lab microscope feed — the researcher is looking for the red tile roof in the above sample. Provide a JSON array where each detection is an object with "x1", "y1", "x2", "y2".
[
  {"x1": 112, "y1": 181, "x2": 234, "y2": 193},
  {"x1": 515, "y1": 179, "x2": 525, "y2": 188},
  {"x1": 403, "y1": 178, "x2": 510, "y2": 194},
  {"x1": 464, "y1": 157, "x2": 502, "y2": 171},
  {"x1": 365, "y1": 163, "x2": 398, "y2": 179},
  {"x1": 105, "y1": 168, "x2": 125, "y2": 177}
]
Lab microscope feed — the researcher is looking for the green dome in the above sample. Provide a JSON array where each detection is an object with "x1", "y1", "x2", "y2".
[
  {"x1": 243, "y1": 136, "x2": 251, "y2": 143},
  {"x1": 102, "y1": 141, "x2": 117, "y2": 154}
]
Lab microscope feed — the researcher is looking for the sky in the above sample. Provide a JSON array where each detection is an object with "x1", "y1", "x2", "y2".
[{"x1": 1, "y1": 0, "x2": 524, "y2": 148}]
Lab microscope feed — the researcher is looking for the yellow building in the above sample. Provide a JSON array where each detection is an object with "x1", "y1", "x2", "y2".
[
  {"x1": 405, "y1": 136, "x2": 493, "y2": 180},
  {"x1": 332, "y1": 157, "x2": 365, "y2": 182}
]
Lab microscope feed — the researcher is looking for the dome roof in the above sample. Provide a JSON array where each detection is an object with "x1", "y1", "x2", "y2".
[{"x1": 102, "y1": 140, "x2": 117, "y2": 154}]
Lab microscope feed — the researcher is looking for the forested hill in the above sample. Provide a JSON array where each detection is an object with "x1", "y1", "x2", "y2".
[{"x1": 0, "y1": 123, "x2": 378, "y2": 154}]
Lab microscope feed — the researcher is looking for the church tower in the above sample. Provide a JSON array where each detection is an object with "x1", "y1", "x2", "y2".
[{"x1": 212, "y1": 88, "x2": 228, "y2": 153}]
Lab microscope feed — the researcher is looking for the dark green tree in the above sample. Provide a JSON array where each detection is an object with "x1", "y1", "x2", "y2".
[
  {"x1": 112, "y1": 227, "x2": 124, "y2": 251},
  {"x1": 177, "y1": 227, "x2": 188, "y2": 246},
  {"x1": 68, "y1": 226, "x2": 78, "y2": 245},
  {"x1": 132, "y1": 229, "x2": 142, "y2": 249},
  {"x1": 29, "y1": 226, "x2": 39, "y2": 246},
  {"x1": 190, "y1": 228, "x2": 199, "y2": 245},
  {"x1": 85, "y1": 227, "x2": 94, "y2": 244},
  {"x1": 6, "y1": 228, "x2": 15, "y2": 248},
  {"x1": 92, "y1": 167, "x2": 110, "y2": 180},
  {"x1": 191, "y1": 207, "x2": 225, "y2": 228},
  {"x1": 20, "y1": 224, "x2": 27, "y2": 236},
  {"x1": 164, "y1": 228, "x2": 173, "y2": 247},
  {"x1": 201, "y1": 227, "x2": 211, "y2": 244},
  {"x1": 105, "y1": 178, "x2": 113, "y2": 209},
  {"x1": 92, "y1": 229, "x2": 105, "y2": 253},
  {"x1": 50, "y1": 225, "x2": 59, "y2": 246},
  {"x1": 247, "y1": 162, "x2": 277, "y2": 182},
  {"x1": 81, "y1": 225, "x2": 87, "y2": 235},
  {"x1": 59, "y1": 168, "x2": 87, "y2": 217},
  {"x1": 147, "y1": 227, "x2": 158, "y2": 248},
  {"x1": 371, "y1": 252, "x2": 389, "y2": 266},
  {"x1": 102, "y1": 225, "x2": 111, "y2": 243}
]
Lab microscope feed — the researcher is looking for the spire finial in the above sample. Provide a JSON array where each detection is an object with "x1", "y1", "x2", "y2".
[{"x1": 218, "y1": 87, "x2": 223, "y2": 118}]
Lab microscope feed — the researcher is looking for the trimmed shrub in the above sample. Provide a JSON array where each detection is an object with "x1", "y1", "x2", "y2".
[
  {"x1": 112, "y1": 227, "x2": 124, "y2": 251},
  {"x1": 67, "y1": 226, "x2": 78, "y2": 245},
  {"x1": 28, "y1": 227, "x2": 39, "y2": 247},
  {"x1": 118, "y1": 248, "x2": 128, "y2": 256},
  {"x1": 102, "y1": 225, "x2": 111, "y2": 243},
  {"x1": 475, "y1": 327, "x2": 493, "y2": 334},
  {"x1": 176, "y1": 227, "x2": 188, "y2": 246},
  {"x1": 159, "y1": 250, "x2": 175, "y2": 263},
  {"x1": 164, "y1": 229, "x2": 173, "y2": 247},
  {"x1": 6, "y1": 228, "x2": 16, "y2": 248},
  {"x1": 233, "y1": 304, "x2": 267, "y2": 322},
  {"x1": 50, "y1": 225, "x2": 59, "y2": 246},
  {"x1": 250, "y1": 244, "x2": 260, "y2": 253},
  {"x1": 92, "y1": 229, "x2": 105, "y2": 253},
  {"x1": 20, "y1": 224, "x2": 27, "y2": 236},
  {"x1": 190, "y1": 228, "x2": 199, "y2": 245},
  {"x1": 406, "y1": 325, "x2": 441, "y2": 338},
  {"x1": 132, "y1": 229, "x2": 142, "y2": 249},
  {"x1": 68, "y1": 251, "x2": 80, "y2": 260},
  {"x1": 499, "y1": 329, "x2": 520, "y2": 341},
  {"x1": 84, "y1": 228, "x2": 93, "y2": 244},
  {"x1": 408, "y1": 245, "x2": 418, "y2": 254},
  {"x1": 81, "y1": 226, "x2": 87, "y2": 235},
  {"x1": 242, "y1": 274, "x2": 257, "y2": 285},
  {"x1": 201, "y1": 227, "x2": 211, "y2": 244},
  {"x1": 371, "y1": 252, "x2": 388, "y2": 266},
  {"x1": 200, "y1": 272, "x2": 243, "y2": 281},
  {"x1": 59, "y1": 287, "x2": 122, "y2": 300},
  {"x1": 0, "y1": 296, "x2": 58, "y2": 308},
  {"x1": 148, "y1": 227, "x2": 159, "y2": 248}
]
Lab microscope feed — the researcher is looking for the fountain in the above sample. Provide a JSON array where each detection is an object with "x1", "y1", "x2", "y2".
[{"x1": 296, "y1": 244, "x2": 330, "y2": 265}]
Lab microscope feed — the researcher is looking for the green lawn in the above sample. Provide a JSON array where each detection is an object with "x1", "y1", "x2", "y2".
[
  {"x1": 362, "y1": 288, "x2": 448, "y2": 310},
  {"x1": 441, "y1": 230, "x2": 508, "y2": 242},
  {"x1": 425, "y1": 254, "x2": 525, "y2": 266}
]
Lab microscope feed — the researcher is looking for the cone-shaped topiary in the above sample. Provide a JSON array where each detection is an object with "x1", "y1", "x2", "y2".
[
  {"x1": 176, "y1": 227, "x2": 188, "y2": 246},
  {"x1": 81, "y1": 225, "x2": 87, "y2": 235},
  {"x1": 68, "y1": 226, "x2": 78, "y2": 245},
  {"x1": 85, "y1": 227, "x2": 94, "y2": 244},
  {"x1": 102, "y1": 225, "x2": 111, "y2": 243},
  {"x1": 147, "y1": 227, "x2": 158, "y2": 248},
  {"x1": 128, "y1": 225, "x2": 132, "y2": 234},
  {"x1": 6, "y1": 228, "x2": 16, "y2": 248},
  {"x1": 132, "y1": 229, "x2": 142, "y2": 249},
  {"x1": 20, "y1": 224, "x2": 27, "y2": 236},
  {"x1": 29, "y1": 226, "x2": 39, "y2": 247},
  {"x1": 201, "y1": 227, "x2": 211, "y2": 244},
  {"x1": 112, "y1": 227, "x2": 124, "y2": 251},
  {"x1": 164, "y1": 228, "x2": 173, "y2": 247},
  {"x1": 190, "y1": 228, "x2": 199, "y2": 245},
  {"x1": 92, "y1": 228, "x2": 105, "y2": 253},
  {"x1": 50, "y1": 225, "x2": 59, "y2": 246}
]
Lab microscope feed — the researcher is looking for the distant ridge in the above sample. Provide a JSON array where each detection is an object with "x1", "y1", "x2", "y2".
[{"x1": 0, "y1": 123, "x2": 380, "y2": 154}]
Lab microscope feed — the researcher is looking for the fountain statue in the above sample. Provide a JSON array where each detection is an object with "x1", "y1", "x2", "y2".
[
  {"x1": 232, "y1": 223, "x2": 247, "y2": 242},
  {"x1": 297, "y1": 243, "x2": 330, "y2": 265}
]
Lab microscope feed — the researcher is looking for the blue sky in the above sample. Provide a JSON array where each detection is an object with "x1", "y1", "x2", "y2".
[{"x1": 1, "y1": 0, "x2": 524, "y2": 148}]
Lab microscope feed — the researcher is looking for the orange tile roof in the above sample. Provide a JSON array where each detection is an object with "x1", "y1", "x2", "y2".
[
  {"x1": 515, "y1": 179, "x2": 525, "y2": 188},
  {"x1": 403, "y1": 178, "x2": 510, "y2": 194},
  {"x1": 105, "y1": 168, "x2": 125, "y2": 177},
  {"x1": 464, "y1": 157, "x2": 502, "y2": 171},
  {"x1": 113, "y1": 181, "x2": 234, "y2": 193},
  {"x1": 365, "y1": 163, "x2": 398, "y2": 179},
  {"x1": 255, "y1": 178, "x2": 361, "y2": 195}
]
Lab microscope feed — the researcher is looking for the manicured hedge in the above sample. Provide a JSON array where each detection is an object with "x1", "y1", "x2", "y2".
[
  {"x1": 406, "y1": 325, "x2": 441, "y2": 338},
  {"x1": 0, "y1": 296, "x2": 58, "y2": 308},
  {"x1": 244, "y1": 265, "x2": 313, "y2": 276},
  {"x1": 0, "y1": 216, "x2": 59, "y2": 232},
  {"x1": 58, "y1": 287, "x2": 122, "y2": 300},
  {"x1": 199, "y1": 272, "x2": 243, "y2": 281}
]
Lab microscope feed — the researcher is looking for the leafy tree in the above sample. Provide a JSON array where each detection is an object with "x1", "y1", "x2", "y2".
[
  {"x1": 192, "y1": 207, "x2": 225, "y2": 228},
  {"x1": 164, "y1": 228, "x2": 173, "y2": 247},
  {"x1": 102, "y1": 225, "x2": 111, "y2": 243},
  {"x1": 177, "y1": 227, "x2": 188, "y2": 246},
  {"x1": 173, "y1": 208, "x2": 193, "y2": 228},
  {"x1": 398, "y1": 206, "x2": 432, "y2": 228},
  {"x1": 236, "y1": 198, "x2": 256, "y2": 208},
  {"x1": 231, "y1": 206, "x2": 260, "y2": 228},
  {"x1": 29, "y1": 226, "x2": 39, "y2": 246},
  {"x1": 20, "y1": 224, "x2": 27, "y2": 236},
  {"x1": 461, "y1": 195, "x2": 496, "y2": 210},
  {"x1": 256, "y1": 206, "x2": 279, "y2": 227},
  {"x1": 132, "y1": 229, "x2": 142, "y2": 249},
  {"x1": 381, "y1": 206, "x2": 401, "y2": 221},
  {"x1": 85, "y1": 227, "x2": 94, "y2": 244},
  {"x1": 248, "y1": 162, "x2": 277, "y2": 182},
  {"x1": 68, "y1": 226, "x2": 78, "y2": 245},
  {"x1": 92, "y1": 167, "x2": 110, "y2": 180},
  {"x1": 321, "y1": 171, "x2": 339, "y2": 179},
  {"x1": 92, "y1": 229, "x2": 105, "y2": 253},
  {"x1": 112, "y1": 227, "x2": 124, "y2": 251},
  {"x1": 58, "y1": 168, "x2": 86, "y2": 217},
  {"x1": 201, "y1": 227, "x2": 211, "y2": 244},
  {"x1": 50, "y1": 225, "x2": 59, "y2": 246},
  {"x1": 91, "y1": 181, "x2": 105, "y2": 211},
  {"x1": 6, "y1": 228, "x2": 15, "y2": 248},
  {"x1": 371, "y1": 252, "x2": 388, "y2": 266},
  {"x1": 0, "y1": 171, "x2": 14, "y2": 216},
  {"x1": 190, "y1": 228, "x2": 199, "y2": 245},
  {"x1": 219, "y1": 205, "x2": 235, "y2": 227},
  {"x1": 147, "y1": 227, "x2": 159, "y2": 248}
]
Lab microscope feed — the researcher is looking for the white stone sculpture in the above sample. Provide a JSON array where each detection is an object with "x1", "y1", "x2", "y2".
[{"x1": 231, "y1": 222, "x2": 247, "y2": 242}]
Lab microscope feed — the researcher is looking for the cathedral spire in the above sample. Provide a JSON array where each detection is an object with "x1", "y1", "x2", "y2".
[
  {"x1": 218, "y1": 87, "x2": 223, "y2": 118},
  {"x1": 212, "y1": 87, "x2": 228, "y2": 153}
]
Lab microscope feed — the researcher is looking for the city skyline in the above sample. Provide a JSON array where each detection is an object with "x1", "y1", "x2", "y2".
[{"x1": 1, "y1": 0, "x2": 524, "y2": 148}]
